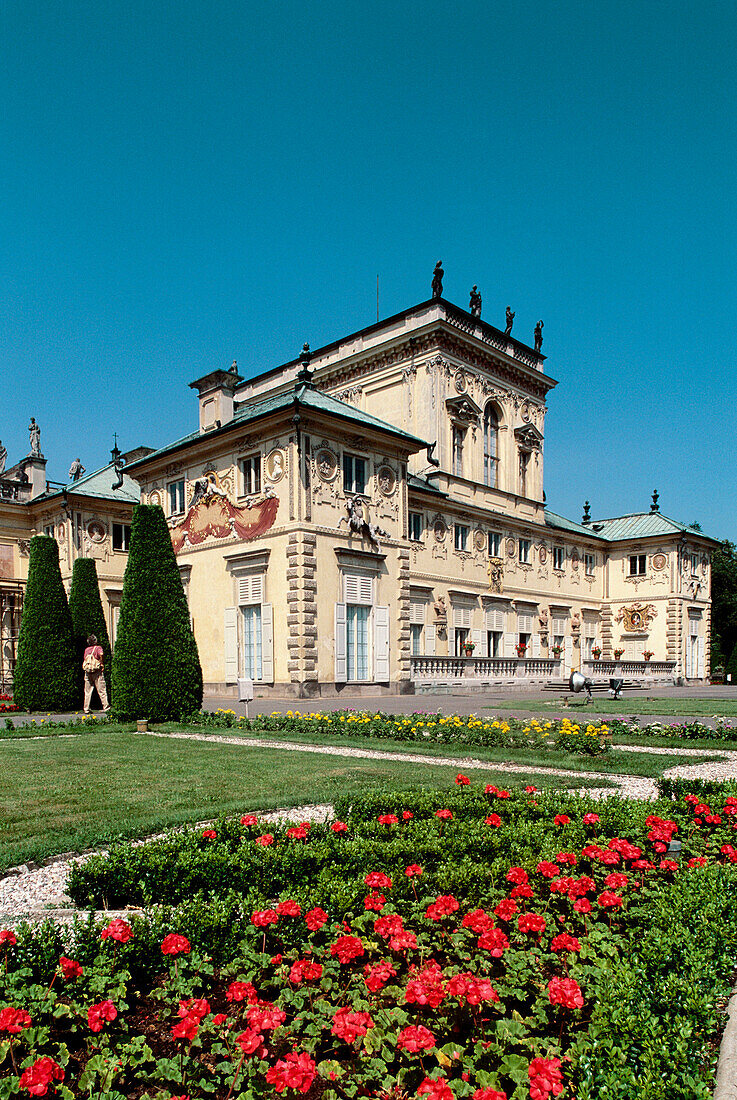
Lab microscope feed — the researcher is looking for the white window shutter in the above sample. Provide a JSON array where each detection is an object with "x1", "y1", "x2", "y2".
[
  {"x1": 479, "y1": 630, "x2": 488, "y2": 657},
  {"x1": 564, "y1": 637, "x2": 573, "y2": 673},
  {"x1": 261, "y1": 603, "x2": 274, "y2": 683},
  {"x1": 504, "y1": 632, "x2": 516, "y2": 657},
  {"x1": 238, "y1": 577, "x2": 250, "y2": 604},
  {"x1": 224, "y1": 607, "x2": 238, "y2": 683},
  {"x1": 472, "y1": 628, "x2": 482, "y2": 654},
  {"x1": 532, "y1": 634, "x2": 541, "y2": 658},
  {"x1": 410, "y1": 600, "x2": 425, "y2": 625},
  {"x1": 425, "y1": 624, "x2": 436, "y2": 655},
  {"x1": 335, "y1": 603, "x2": 347, "y2": 681},
  {"x1": 697, "y1": 637, "x2": 704, "y2": 678},
  {"x1": 374, "y1": 606, "x2": 390, "y2": 681}
]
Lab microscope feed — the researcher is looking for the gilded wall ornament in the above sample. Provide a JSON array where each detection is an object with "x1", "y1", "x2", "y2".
[
  {"x1": 265, "y1": 449, "x2": 286, "y2": 483},
  {"x1": 615, "y1": 603, "x2": 658, "y2": 631},
  {"x1": 487, "y1": 558, "x2": 503, "y2": 593}
]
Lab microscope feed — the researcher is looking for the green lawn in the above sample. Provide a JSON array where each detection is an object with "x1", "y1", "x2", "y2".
[
  {"x1": 172, "y1": 723, "x2": 720, "y2": 778},
  {"x1": 486, "y1": 696, "x2": 737, "y2": 717},
  {"x1": 0, "y1": 732, "x2": 606, "y2": 871}
]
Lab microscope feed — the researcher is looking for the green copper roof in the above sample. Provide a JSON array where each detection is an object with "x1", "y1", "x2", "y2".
[
  {"x1": 128, "y1": 383, "x2": 428, "y2": 468},
  {"x1": 545, "y1": 509, "x2": 715, "y2": 544},
  {"x1": 36, "y1": 463, "x2": 140, "y2": 505}
]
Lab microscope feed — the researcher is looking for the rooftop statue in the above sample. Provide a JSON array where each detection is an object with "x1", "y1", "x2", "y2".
[
  {"x1": 469, "y1": 285, "x2": 482, "y2": 317},
  {"x1": 534, "y1": 320, "x2": 544, "y2": 352},
  {"x1": 505, "y1": 307, "x2": 515, "y2": 335},
  {"x1": 28, "y1": 418, "x2": 41, "y2": 457},
  {"x1": 0, "y1": 440, "x2": 6, "y2": 476},
  {"x1": 68, "y1": 458, "x2": 85, "y2": 482},
  {"x1": 431, "y1": 261, "x2": 444, "y2": 299}
]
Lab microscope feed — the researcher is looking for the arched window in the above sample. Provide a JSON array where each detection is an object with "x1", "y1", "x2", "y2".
[{"x1": 483, "y1": 405, "x2": 499, "y2": 487}]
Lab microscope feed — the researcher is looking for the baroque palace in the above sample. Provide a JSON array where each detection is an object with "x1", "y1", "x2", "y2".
[{"x1": 0, "y1": 273, "x2": 717, "y2": 696}]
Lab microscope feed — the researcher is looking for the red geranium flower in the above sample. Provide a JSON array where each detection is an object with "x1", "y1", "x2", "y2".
[
  {"x1": 528, "y1": 1056, "x2": 564, "y2": 1100},
  {"x1": 582, "y1": 813, "x2": 600, "y2": 825},
  {"x1": 506, "y1": 866, "x2": 528, "y2": 885},
  {"x1": 550, "y1": 932, "x2": 581, "y2": 953},
  {"x1": 365, "y1": 871, "x2": 392, "y2": 890},
  {"x1": 201, "y1": 828, "x2": 217, "y2": 840},
  {"x1": 659, "y1": 858, "x2": 679, "y2": 872},
  {"x1": 289, "y1": 958, "x2": 323, "y2": 984},
  {"x1": 226, "y1": 980, "x2": 257, "y2": 1003},
  {"x1": 553, "y1": 814, "x2": 571, "y2": 826},
  {"x1": 556, "y1": 851, "x2": 577, "y2": 865},
  {"x1": 0, "y1": 1007, "x2": 32, "y2": 1034},
  {"x1": 0, "y1": 930, "x2": 17, "y2": 947},
  {"x1": 517, "y1": 913, "x2": 546, "y2": 934},
  {"x1": 390, "y1": 929, "x2": 418, "y2": 951},
  {"x1": 265, "y1": 1050, "x2": 316, "y2": 1094},
  {"x1": 331, "y1": 820, "x2": 348, "y2": 833},
  {"x1": 59, "y1": 956, "x2": 83, "y2": 980},
  {"x1": 236, "y1": 1028, "x2": 265, "y2": 1056},
  {"x1": 574, "y1": 897, "x2": 592, "y2": 914},
  {"x1": 305, "y1": 907, "x2": 329, "y2": 930},
  {"x1": 375, "y1": 914, "x2": 404, "y2": 938},
  {"x1": 525, "y1": 786, "x2": 537, "y2": 794},
  {"x1": 417, "y1": 1077, "x2": 454, "y2": 1100},
  {"x1": 403, "y1": 810, "x2": 414, "y2": 820},
  {"x1": 364, "y1": 893, "x2": 386, "y2": 911},
  {"x1": 277, "y1": 899, "x2": 301, "y2": 917},
  {"x1": 548, "y1": 975, "x2": 584, "y2": 1009},
  {"x1": 425, "y1": 894, "x2": 460, "y2": 921},
  {"x1": 212, "y1": 1013, "x2": 227, "y2": 1026},
  {"x1": 494, "y1": 898, "x2": 517, "y2": 922},
  {"x1": 252, "y1": 908, "x2": 279, "y2": 927},
  {"x1": 688, "y1": 856, "x2": 708, "y2": 868},
  {"x1": 247, "y1": 1003, "x2": 286, "y2": 1031},
  {"x1": 19, "y1": 1057, "x2": 64, "y2": 1097},
  {"x1": 179, "y1": 997, "x2": 210, "y2": 1021},
  {"x1": 172, "y1": 1014, "x2": 199, "y2": 1042},
  {"x1": 364, "y1": 959, "x2": 397, "y2": 992},
  {"x1": 100, "y1": 918, "x2": 133, "y2": 943},
  {"x1": 286, "y1": 825, "x2": 309, "y2": 840},
  {"x1": 536, "y1": 861, "x2": 560, "y2": 878},
  {"x1": 462, "y1": 907, "x2": 494, "y2": 933},
  {"x1": 455, "y1": 773, "x2": 470, "y2": 785},
  {"x1": 435, "y1": 809, "x2": 453, "y2": 820},
  {"x1": 405, "y1": 864, "x2": 423, "y2": 877},
  {"x1": 477, "y1": 927, "x2": 509, "y2": 957},
  {"x1": 331, "y1": 1006, "x2": 374, "y2": 1042},
  {"x1": 605, "y1": 872, "x2": 628, "y2": 890},
  {"x1": 378, "y1": 814, "x2": 399, "y2": 825},
  {"x1": 446, "y1": 972, "x2": 499, "y2": 1005},
  {"x1": 87, "y1": 999, "x2": 117, "y2": 1033},
  {"x1": 405, "y1": 960, "x2": 446, "y2": 1008},
  {"x1": 485, "y1": 814, "x2": 502, "y2": 827},
  {"x1": 255, "y1": 833, "x2": 274, "y2": 846},
  {"x1": 330, "y1": 935, "x2": 365, "y2": 964},
  {"x1": 597, "y1": 890, "x2": 623, "y2": 909},
  {"x1": 397, "y1": 1024, "x2": 436, "y2": 1053},
  {"x1": 161, "y1": 934, "x2": 191, "y2": 956},
  {"x1": 510, "y1": 883, "x2": 534, "y2": 900},
  {"x1": 240, "y1": 813, "x2": 258, "y2": 827}
]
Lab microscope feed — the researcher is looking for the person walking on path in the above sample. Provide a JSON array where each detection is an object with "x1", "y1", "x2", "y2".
[{"x1": 82, "y1": 634, "x2": 110, "y2": 714}]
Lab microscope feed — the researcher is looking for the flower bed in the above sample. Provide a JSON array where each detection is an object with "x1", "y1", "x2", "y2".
[
  {"x1": 1, "y1": 783, "x2": 735, "y2": 1097},
  {"x1": 186, "y1": 710, "x2": 613, "y2": 757},
  {"x1": 0, "y1": 693, "x2": 18, "y2": 714},
  {"x1": 608, "y1": 717, "x2": 737, "y2": 742}
]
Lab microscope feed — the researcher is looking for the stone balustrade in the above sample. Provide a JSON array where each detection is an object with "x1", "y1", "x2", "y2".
[{"x1": 411, "y1": 655, "x2": 560, "y2": 683}]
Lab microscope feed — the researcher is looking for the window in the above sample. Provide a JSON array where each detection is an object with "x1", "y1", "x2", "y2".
[
  {"x1": 346, "y1": 605, "x2": 370, "y2": 679},
  {"x1": 690, "y1": 553, "x2": 699, "y2": 574},
  {"x1": 454, "y1": 627, "x2": 469, "y2": 656},
  {"x1": 584, "y1": 553, "x2": 595, "y2": 576},
  {"x1": 454, "y1": 524, "x2": 469, "y2": 552},
  {"x1": 485, "y1": 605, "x2": 505, "y2": 659},
  {"x1": 343, "y1": 453, "x2": 366, "y2": 495},
  {"x1": 43, "y1": 524, "x2": 55, "y2": 539},
  {"x1": 551, "y1": 616, "x2": 567, "y2": 658},
  {"x1": 518, "y1": 538, "x2": 530, "y2": 564},
  {"x1": 519, "y1": 450, "x2": 530, "y2": 496},
  {"x1": 73, "y1": 512, "x2": 83, "y2": 550},
  {"x1": 553, "y1": 546, "x2": 564, "y2": 570},
  {"x1": 452, "y1": 427, "x2": 464, "y2": 478},
  {"x1": 629, "y1": 554, "x2": 646, "y2": 576},
  {"x1": 112, "y1": 523, "x2": 131, "y2": 551},
  {"x1": 344, "y1": 573, "x2": 373, "y2": 605},
  {"x1": 452, "y1": 603, "x2": 473, "y2": 657},
  {"x1": 483, "y1": 405, "x2": 499, "y2": 487},
  {"x1": 409, "y1": 512, "x2": 423, "y2": 542},
  {"x1": 240, "y1": 455, "x2": 261, "y2": 497},
  {"x1": 242, "y1": 605, "x2": 263, "y2": 680},
  {"x1": 517, "y1": 610, "x2": 533, "y2": 652},
  {"x1": 410, "y1": 623, "x2": 423, "y2": 656},
  {"x1": 488, "y1": 531, "x2": 501, "y2": 558},
  {"x1": 168, "y1": 479, "x2": 185, "y2": 515}
]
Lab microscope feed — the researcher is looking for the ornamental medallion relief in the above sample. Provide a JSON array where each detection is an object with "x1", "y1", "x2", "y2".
[
  {"x1": 433, "y1": 517, "x2": 448, "y2": 543},
  {"x1": 615, "y1": 603, "x2": 657, "y2": 632},
  {"x1": 376, "y1": 465, "x2": 397, "y2": 496},
  {"x1": 149, "y1": 490, "x2": 162, "y2": 508},
  {"x1": 506, "y1": 538, "x2": 516, "y2": 558},
  {"x1": 265, "y1": 449, "x2": 286, "y2": 483},
  {"x1": 315, "y1": 448, "x2": 339, "y2": 482},
  {"x1": 473, "y1": 528, "x2": 486, "y2": 552},
  {"x1": 86, "y1": 520, "x2": 106, "y2": 543},
  {"x1": 652, "y1": 553, "x2": 667, "y2": 571}
]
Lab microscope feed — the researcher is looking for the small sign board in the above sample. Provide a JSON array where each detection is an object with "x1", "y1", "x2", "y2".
[{"x1": 238, "y1": 678, "x2": 254, "y2": 702}]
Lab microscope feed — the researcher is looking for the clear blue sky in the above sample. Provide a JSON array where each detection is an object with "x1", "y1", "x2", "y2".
[{"x1": 2, "y1": 0, "x2": 735, "y2": 539}]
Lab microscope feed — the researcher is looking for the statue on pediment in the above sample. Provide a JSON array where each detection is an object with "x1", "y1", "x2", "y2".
[
  {"x1": 432, "y1": 261, "x2": 444, "y2": 299},
  {"x1": 534, "y1": 320, "x2": 544, "y2": 352},
  {"x1": 469, "y1": 285, "x2": 482, "y2": 317},
  {"x1": 505, "y1": 307, "x2": 515, "y2": 335}
]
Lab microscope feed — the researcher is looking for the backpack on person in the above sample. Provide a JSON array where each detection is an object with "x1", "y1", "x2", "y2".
[{"x1": 83, "y1": 652, "x2": 102, "y2": 673}]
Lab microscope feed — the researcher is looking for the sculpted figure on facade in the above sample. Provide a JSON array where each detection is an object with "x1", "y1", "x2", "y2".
[
  {"x1": 432, "y1": 261, "x2": 444, "y2": 299},
  {"x1": 28, "y1": 418, "x2": 41, "y2": 456},
  {"x1": 469, "y1": 286, "x2": 482, "y2": 317},
  {"x1": 534, "y1": 320, "x2": 544, "y2": 352},
  {"x1": 337, "y1": 496, "x2": 387, "y2": 551},
  {"x1": 0, "y1": 441, "x2": 6, "y2": 476},
  {"x1": 68, "y1": 458, "x2": 85, "y2": 482},
  {"x1": 505, "y1": 307, "x2": 515, "y2": 335}
]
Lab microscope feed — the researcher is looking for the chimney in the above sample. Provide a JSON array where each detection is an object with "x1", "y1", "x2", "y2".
[{"x1": 189, "y1": 361, "x2": 244, "y2": 434}]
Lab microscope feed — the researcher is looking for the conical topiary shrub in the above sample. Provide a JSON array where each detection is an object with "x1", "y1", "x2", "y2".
[
  {"x1": 69, "y1": 557, "x2": 112, "y2": 708},
  {"x1": 13, "y1": 535, "x2": 78, "y2": 712},
  {"x1": 726, "y1": 642, "x2": 737, "y2": 685},
  {"x1": 112, "y1": 504, "x2": 202, "y2": 720}
]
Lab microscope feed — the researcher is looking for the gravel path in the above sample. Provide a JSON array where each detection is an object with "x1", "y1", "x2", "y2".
[{"x1": 2, "y1": 730, "x2": 736, "y2": 925}]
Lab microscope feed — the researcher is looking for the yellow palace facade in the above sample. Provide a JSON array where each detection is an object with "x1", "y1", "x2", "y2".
[{"x1": 120, "y1": 289, "x2": 716, "y2": 698}]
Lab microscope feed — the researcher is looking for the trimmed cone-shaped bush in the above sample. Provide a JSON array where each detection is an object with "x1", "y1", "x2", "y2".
[
  {"x1": 726, "y1": 642, "x2": 737, "y2": 685},
  {"x1": 13, "y1": 536, "x2": 78, "y2": 711},
  {"x1": 69, "y1": 557, "x2": 112, "y2": 707},
  {"x1": 112, "y1": 504, "x2": 202, "y2": 720}
]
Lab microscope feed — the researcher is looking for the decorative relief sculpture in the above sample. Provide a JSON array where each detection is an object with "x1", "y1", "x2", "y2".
[
  {"x1": 487, "y1": 558, "x2": 503, "y2": 594},
  {"x1": 315, "y1": 448, "x2": 338, "y2": 481},
  {"x1": 149, "y1": 490, "x2": 162, "y2": 507},
  {"x1": 377, "y1": 465, "x2": 397, "y2": 496},
  {"x1": 169, "y1": 470, "x2": 278, "y2": 554},
  {"x1": 86, "y1": 520, "x2": 106, "y2": 543},
  {"x1": 615, "y1": 604, "x2": 657, "y2": 631},
  {"x1": 265, "y1": 449, "x2": 286, "y2": 483},
  {"x1": 433, "y1": 517, "x2": 448, "y2": 542},
  {"x1": 506, "y1": 537, "x2": 516, "y2": 558},
  {"x1": 337, "y1": 496, "x2": 388, "y2": 552},
  {"x1": 455, "y1": 370, "x2": 467, "y2": 394},
  {"x1": 473, "y1": 528, "x2": 486, "y2": 552}
]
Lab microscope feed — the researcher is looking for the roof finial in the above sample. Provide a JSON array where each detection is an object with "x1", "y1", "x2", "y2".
[
  {"x1": 296, "y1": 342, "x2": 313, "y2": 385},
  {"x1": 582, "y1": 500, "x2": 591, "y2": 525},
  {"x1": 111, "y1": 433, "x2": 121, "y2": 463},
  {"x1": 650, "y1": 489, "x2": 660, "y2": 513}
]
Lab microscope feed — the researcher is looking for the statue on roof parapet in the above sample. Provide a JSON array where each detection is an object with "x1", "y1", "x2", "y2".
[
  {"x1": 68, "y1": 458, "x2": 85, "y2": 482},
  {"x1": 534, "y1": 320, "x2": 544, "y2": 352},
  {"x1": 469, "y1": 285, "x2": 482, "y2": 317},
  {"x1": 505, "y1": 307, "x2": 515, "y2": 335},
  {"x1": 28, "y1": 418, "x2": 41, "y2": 457},
  {"x1": 0, "y1": 440, "x2": 6, "y2": 476},
  {"x1": 431, "y1": 261, "x2": 444, "y2": 299}
]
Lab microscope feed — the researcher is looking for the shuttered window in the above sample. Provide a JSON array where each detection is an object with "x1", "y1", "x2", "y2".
[
  {"x1": 551, "y1": 616, "x2": 567, "y2": 635},
  {"x1": 344, "y1": 573, "x2": 373, "y2": 605},
  {"x1": 517, "y1": 611, "x2": 533, "y2": 634},
  {"x1": 485, "y1": 606, "x2": 506, "y2": 631},
  {"x1": 409, "y1": 599, "x2": 426, "y2": 625},
  {"x1": 453, "y1": 605, "x2": 472, "y2": 629},
  {"x1": 238, "y1": 574, "x2": 264, "y2": 605}
]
